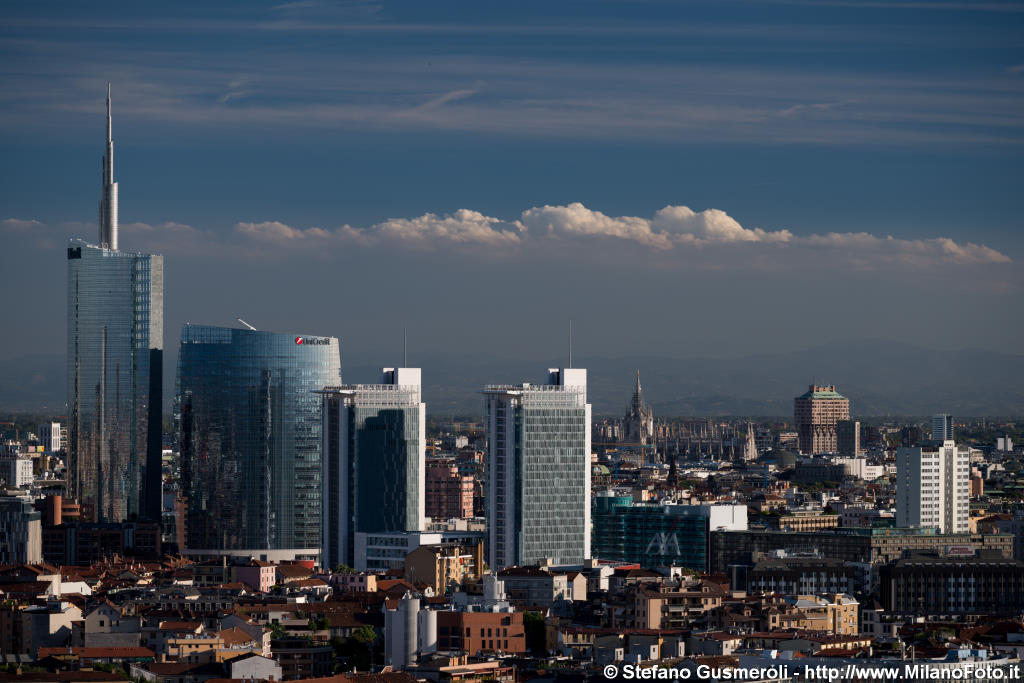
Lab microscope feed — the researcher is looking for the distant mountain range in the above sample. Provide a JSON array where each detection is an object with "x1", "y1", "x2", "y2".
[{"x1": 3, "y1": 340, "x2": 1022, "y2": 418}]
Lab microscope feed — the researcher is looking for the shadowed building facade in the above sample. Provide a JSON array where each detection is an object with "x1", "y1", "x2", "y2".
[{"x1": 320, "y1": 368, "x2": 426, "y2": 569}]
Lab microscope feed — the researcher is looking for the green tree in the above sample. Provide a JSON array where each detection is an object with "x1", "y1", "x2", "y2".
[
  {"x1": 333, "y1": 626, "x2": 379, "y2": 672},
  {"x1": 523, "y1": 611, "x2": 547, "y2": 655}
]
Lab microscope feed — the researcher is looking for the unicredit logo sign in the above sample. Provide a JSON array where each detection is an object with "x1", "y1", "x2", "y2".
[{"x1": 295, "y1": 336, "x2": 330, "y2": 345}]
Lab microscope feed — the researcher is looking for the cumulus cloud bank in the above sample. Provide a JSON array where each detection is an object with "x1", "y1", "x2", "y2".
[
  {"x1": 3, "y1": 202, "x2": 1012, "y2": 267},
  {"x1": 227, "y1": 202, "x2": 1010, "y2": 266}
]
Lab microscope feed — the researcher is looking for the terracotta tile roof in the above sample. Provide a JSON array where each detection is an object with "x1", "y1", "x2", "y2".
[
  {"x1": 276, "y1": 565, "x2": 311, "y2": 579},
  {"x1": 0, "y1": 581, "x2": 52, "y2": 595},
  {"x1": 159, "y1": 620, "x2": 202, "y2": 632},
  {"x1": 219, "y1": 626, "x2": 258, "y2": 647}
]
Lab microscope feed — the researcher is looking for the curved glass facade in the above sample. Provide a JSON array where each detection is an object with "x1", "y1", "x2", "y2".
[
  {"x1": 176, "y1": 325, "x2": 341, "y2": 556},
  {"x1": 67, "y1": 240, "x2": 163, "y2": 523}
]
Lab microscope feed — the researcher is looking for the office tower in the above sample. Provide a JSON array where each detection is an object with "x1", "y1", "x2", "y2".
[
  {"x1": 932, "y1": 413, "x2": 954, "y2": 441},
  {"x1": 896, "y1": 440, "x2": 969, "y2": 534},
  {"x1": 836, "y1": 420, "x2": 861, "y2": 457},
  {"x1": 38, "y1": 422, "x2": 65, "y2": 452},
  {"x1": 483, "y1": 368, "x2": 591, "y2": 570},
  {"x1": 320, "y1": 368, "x2": 425, "y2": 569},
  {"x1": 794, "y1": 384, "x2": 850, "y2": 455},
  {"x1": 67, "y1": 86, "x2": 163, "y2": 523},
  {"x1": 176, "y1": 325, "x2": 341, "y2": 561}
]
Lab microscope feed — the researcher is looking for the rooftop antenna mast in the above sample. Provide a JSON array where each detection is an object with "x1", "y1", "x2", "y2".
[
  {"x1": 568, "y1": 320, "x2": 573, "y2": 368},
  {"x1": 237, "y1": 318, "x2": 257, "y2": 331}
]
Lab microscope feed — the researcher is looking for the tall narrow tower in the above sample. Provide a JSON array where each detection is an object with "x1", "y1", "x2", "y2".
[
  {"x1": 67, "y1": 85, "x2": 163, "y2": 523},
  {"x1": 99, "y1": 83, "x2": 118, "y2": 250}
]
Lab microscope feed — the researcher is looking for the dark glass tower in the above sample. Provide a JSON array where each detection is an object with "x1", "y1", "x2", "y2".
[{"x1": 176, "y1": 325, "x2": 341, "y2": 559}]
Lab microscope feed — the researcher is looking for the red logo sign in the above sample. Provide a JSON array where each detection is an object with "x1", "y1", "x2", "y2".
[{"x1": 295, "y1": 337, "x2": 304, "y2": 344}]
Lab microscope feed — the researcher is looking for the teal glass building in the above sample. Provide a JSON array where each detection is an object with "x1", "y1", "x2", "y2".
[
  {"x1": 592, "y1": 495, "x2": 747, "y2": 571},
  {"x1": 67, "y1": 240, "x2": 163, "y2": 523},
  {"x1": 176, "y1": 325, "x2": 341, "y2": 560}
]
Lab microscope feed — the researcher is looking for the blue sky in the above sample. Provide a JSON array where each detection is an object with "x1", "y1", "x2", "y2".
[{"x1": 1, "y1": 0, "x2": 1022, "y2": 370}]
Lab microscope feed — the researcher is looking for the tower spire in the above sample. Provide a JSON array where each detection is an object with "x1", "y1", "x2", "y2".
[{"x1": 99, "y1": 83, "x2": 119, "y2": 250}]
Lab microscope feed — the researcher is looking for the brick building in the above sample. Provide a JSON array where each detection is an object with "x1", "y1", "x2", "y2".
[
  {"x1": 794, "y1": 385, "x2": 850, "y2": 455},
  {"x1": 425, "y1": 459, "x2": 474, "y2": 520},
  {"x1": 435, "y1": 611, "x2": 526, "y2": 655}
]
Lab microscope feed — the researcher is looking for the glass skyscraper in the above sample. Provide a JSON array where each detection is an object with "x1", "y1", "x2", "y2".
[
  {"x1": 483, "y1": 368, "x2": 591, "y2": 569},
  {"x1": 66, "y1": 88, "x2": 163, "y2": 523},
  {"x1": 320, "y1": 368, "x2": 426, "y2": 569},
  {"x1": 176, "y1": 325, "x2": 341, "y2": 560},
  {"x1": 67, "y1": 240, "x2": 164, "y2": 522}
]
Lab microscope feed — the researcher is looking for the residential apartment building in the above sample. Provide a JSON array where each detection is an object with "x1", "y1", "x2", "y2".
[{"x1": 896, "y1": 440, "x2": 970, "y2": 534}]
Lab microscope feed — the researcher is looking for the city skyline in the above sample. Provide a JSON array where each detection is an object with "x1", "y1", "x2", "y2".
[
  {"x1": 3, "y1": 5, "x2": 1024, "y2": 677},
  {"x1": 1, "y1": 1, "x2": 1022, "y2": 389}
]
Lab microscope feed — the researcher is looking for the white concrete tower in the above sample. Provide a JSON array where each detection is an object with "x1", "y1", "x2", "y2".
[{"x1": 99, "y1": 83, "x2": 119, "y2": 250}]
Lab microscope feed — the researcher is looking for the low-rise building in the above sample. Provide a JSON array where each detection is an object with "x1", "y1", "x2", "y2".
[
  {"x1": 405, "y1": 541, "x2": 483, "y2": 594},
  {"x1": 879, "y1": 549, "x2": 1024, "y2": 615}
]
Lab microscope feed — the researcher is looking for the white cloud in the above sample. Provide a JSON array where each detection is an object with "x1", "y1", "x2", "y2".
[
  {"x1": 0, "y1": 218, "x2": 44, "y2": 231},
  {"x1": 805, "y1": 231, "x2": 1012, "y2": 265},
  {"x1": 9, "y1": 203, "x2": 1012, "y2": 268},
  {"x1": 234, "y1": 210, "x2": 522, "y2": 249},
  {"x1": 235, "y1": 220, "x2": 331, "y2": 241},
  {"x1": 652, "y1": 205, "x2": 793, "y2": 245},
  {"x1": 520, "y1": 203, "x2": 670, "y2": 249},
  {"x1": 368, "y1": 209, "x2": 522, "y2": 246}
]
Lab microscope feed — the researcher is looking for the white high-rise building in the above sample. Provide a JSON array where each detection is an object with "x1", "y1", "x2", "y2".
[
  {"x1": 38, "y1": 422, "x2": 64, "y2": 452},
  {"x1": 896, "y1": 439, "x2": 969, "y2": 534},
  {"x1": 932, "y1": 414, "x2": 954, "y2": 441},
  {"x1": 320, "y1": 368, "x2": 426, "y2": 569},
  {"x1": 483, "y1": 368, "x2": 591, "y2": 570}
]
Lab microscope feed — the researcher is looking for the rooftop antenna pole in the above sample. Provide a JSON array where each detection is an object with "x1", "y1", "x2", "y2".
[
  {"x1": 237, "y1": 318, "x2": 257, "y2": 331},
  {"x1": 568, "y1": 320, "x2": 573, "y2": 368}
]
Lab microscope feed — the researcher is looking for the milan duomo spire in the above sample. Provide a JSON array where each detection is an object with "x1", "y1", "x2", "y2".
[{"x1": 99, "y1": 83, "x2": 119, "y2": 250}]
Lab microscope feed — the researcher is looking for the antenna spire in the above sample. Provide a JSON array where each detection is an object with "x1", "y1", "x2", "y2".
[{"x1": 99, "y1": 83, "x2": 119, "y2": 250}]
